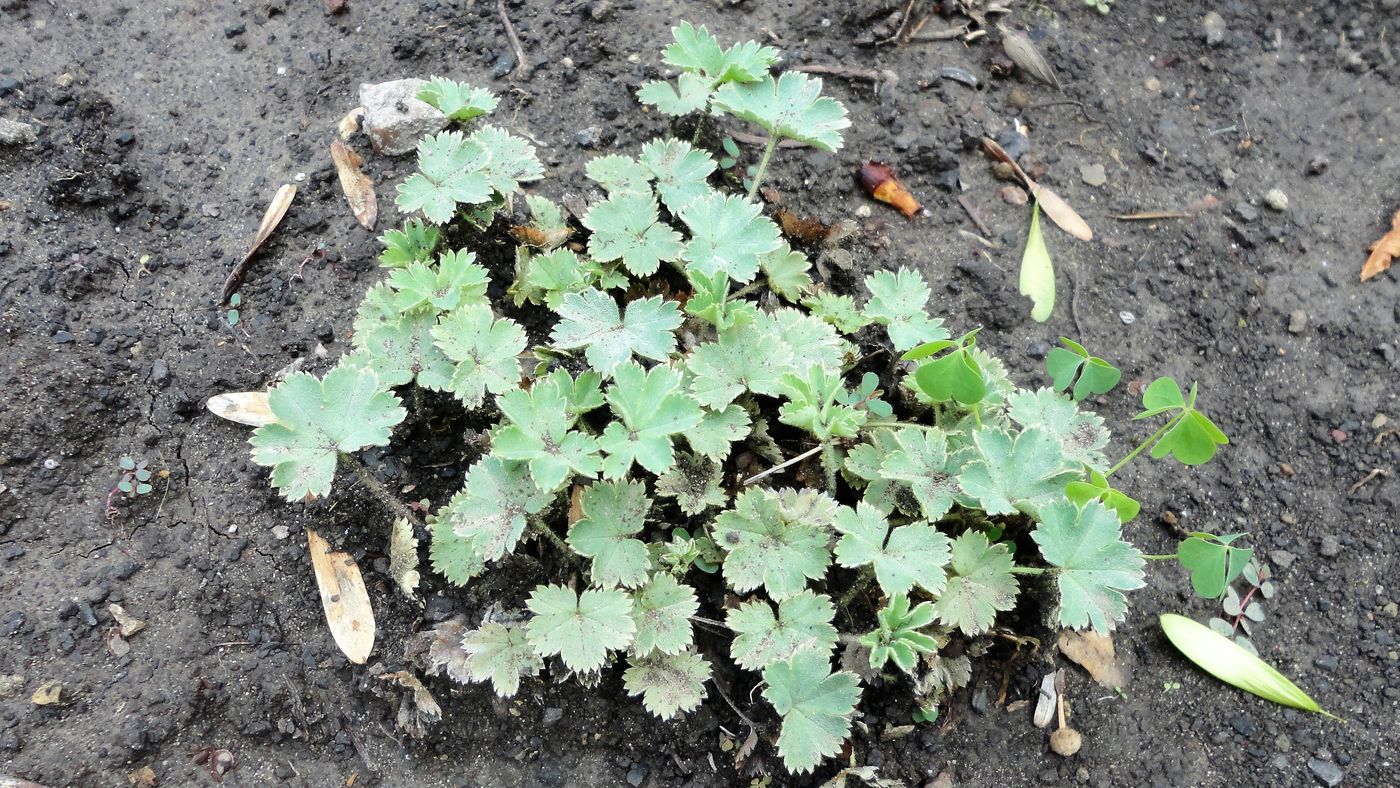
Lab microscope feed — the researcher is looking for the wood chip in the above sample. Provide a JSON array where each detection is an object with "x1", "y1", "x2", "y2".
[
  {"x1": 1058, "y1": 630, "x2": 1129, "y2": 690},
  {"x1": 31, "y1": 680, "x2": 63, "y2": 706},
  {"x1": 206, "y1": 391, "x2": 275, "y2": 427},
  {"x1": 307, "y1": 528, "x2": 375, "y2": 664},
  {"x1": 331, "y1": 139, "x2": 377, "y2": 230},
  {"x1": 337, "y1": 106, "x2": 365, "y2": 140}
]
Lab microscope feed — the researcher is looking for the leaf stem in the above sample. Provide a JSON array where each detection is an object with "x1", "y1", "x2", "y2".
[
  {"x1": 530, "y1": 520, "x2": 572, "y2": 556},
  {"x1": 742, "y1": 443, "x2": 824, "y2": 485},
  {"x1": 1141, "y1": 553, "x2": 1178, "y2": 561},
  {"x1": 1008, "y1": 566, "x2": 1048, "y2": 575},
  {"x1": 340, "y1": 454, "x2": 424, "y2": 529},
  {"x1": 838, "y1": 567, "x2": 875, "y2": 607},
  {"x1": 1104, "y1": 413, "x2": 1182, "y2": 477},
  {"x1": 745, "y1": 134, "x2": 780, "y2": 201}
]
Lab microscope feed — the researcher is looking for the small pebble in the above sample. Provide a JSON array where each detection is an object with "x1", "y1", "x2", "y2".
[
  {"x1": 999, "y1": 185, "x2": 1028, "y2": 206},
  {"x1": 1119, "y1": 311, "x2": 1136, "y2": 325},
  {"x1": 1144, "y1": 76, "x2": 1161, "y2": 92},
  {"x1": 1270, "y1": 550, "x2": 1296, "y2": 569},
  {"x1": 224, "y1": 23, "x2": 246, "y2": 38},
  {"x1": 1263, "y1": 188, "x2": 1289, "y2": 212},
  {"x1": 1080, "y1": 163, "x2": 1107, "y2": 187},
  {"x1": 1307, "y1": 155, "x2": 1329, "y2": 175},
  {"x1": 1006, "y1": 88, "x2": 1031, "y2": 109},
  {"x1": 1319, "y1": 536, "x2": 1341, "y2": 558},
  {"x1": 1202, "y1": 12, "x2": 1227, "y2": 46},
  {"x1": 1288, "y1": 310, "x2": 1307, "y2": 334},
  {"x1": 1307, "y1": 757, "x2": 1343, "y2": 787}
]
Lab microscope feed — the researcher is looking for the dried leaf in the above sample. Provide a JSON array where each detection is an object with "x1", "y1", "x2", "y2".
[
  {"x1": 568, "y1": 483, "x2": 586, "y2": 528},
  {"x1": 509, "y1": 223, "x2": 572, "y2": 249},
  {"x1": 108, "y1": 604, "x2": 146, "y2": 638},
  {"x1": 1361, "y1": 207, "x2": 1400, "y2": 281},
  {"x1": 128, "y1": 766, "x2": 158, "y2": 787},
  {"x1": 1057, "y1": 630, "x2": 1128, "y2": 690},
  {"x1": 206, "y1": 392, "x2": 275, "y2": 427},
  {"x1": 1032, "y1": 671, "x2": 1058, "y2": 728},
  {"x1": 105, "y1": 629, "x2": 131, "y2": 658},
  {"x1": 775, "y1": 207, "x2": 836, "y2": 244},
  {"x1": 221, "y1": 183, "x2": 296, "y2": 303},
  {"x1": 388, "y1": 518, "x2": 420, "y2": 598},
  {"x1": 999, "y1": 26, "x2": 1058, "y2": 86},
  {"x1": 331, "y1": 140, "x2": 378, "y2": 230},
  {"x1": 859, "y1": 161, "x2": 922, "y2": 218},
  {"x1": 337, "y1": 107, "x2": 364, "y2": 140},
  {"x1": 981, "y1": 139, "x2": 1092, "y2": 241},
  {"x1": 733, "y1": 727, "x2": 759, "y2": 769},
  {"x1": 381, "y1": 670, "x2": 442, "y2": 736},
  {"x1": 306, "y1": 528, "x2": 375, "y2": 664},
  {"x1": 31, "y1": 679, "x2": 62, "y2": 706}
]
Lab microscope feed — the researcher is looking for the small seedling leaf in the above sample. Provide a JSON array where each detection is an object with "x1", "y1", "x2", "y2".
[
  {"x1": 863, "y1": 268, "x2": 948, "y2": 351},
  {"x1": 712, "y1": 488, "x2": 832, "y2": 601},
  {"x1": 462, "y1": 622, "x2": 542, "y2": 697},
  {"x1": 678, "y1": 192, "x2": 783, "y2": 283},
  {"x1": 713, "y1": 73, "x2": 851, "y2": 152},
  {"x1": 567, "y1": 479, "x2": 654, "y2": 589},
  {"x1": 1019, "y1": 203, "x2": 1055, "y2": 322},
  {"x1": 833, "y1": 501, "x2": 951, "y2": 597},
  {"x1": 630, "y1": 573, "x2": 699, "y2": 655},
  {"x1": 550, "y1": 289, "x2": 682, "y2": 378},
  {"x1": 932, "y1": 531, "x2": 1019, "y2": 636}
]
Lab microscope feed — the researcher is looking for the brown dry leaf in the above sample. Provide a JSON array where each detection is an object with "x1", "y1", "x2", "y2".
[
  {"x1": 128, "y1": 766, "x2": 157, "y2": 787},
  {"x1": 108, "y1": 604, "x2": 146, "y2": 638},
  {"x1": 330, "y1": 140, "x2": 377, "y2": 230},
  {"x1": 981, "y1": 138, "x2": 1093, "y2": 241},
  {"x1": 206, "y1": 392, "x2": 275, "y2": 427},
  {"x1": 387, "y1": 517, "x2": 420, "y2": 599},
  {"x1": 220, "y1": 183, "x2": 296, "y2": 303},
  {"x1": 1058, "y1": 630, "x2": 1129, "y2": 690},
  {"x1": 31, "y1": 679, "x2": 62, "y2": 706},
  {"x1": 383, "y1": 670, "x2": 442, "y2": 738},
  {"x1": 775, "y1": 207, "x2": 836, "y2": 244},
  {"x1": 859, "y1": 161, "x2": 922, "y2": 218},
  {"x1": 568, "y1": 484, "x2": 586, "y2": 528},
  {"x1": 999, "y1": 26, "x2": 1058, "y2": 87},
  {"x1": 733, "y1": 728, "x2": 759, "y2": 769},
  {"x1": 337, "y1": 107, "x2": 364, "y2": 140},
  {"x1": 306, "y1": 528, "x2": 375, "y2": 664},
  {"x1": 509, "y1": 223, "x2": 572, "y2": 249},
  {"x1": 1361, "y1": 207, "x2": 1400, "y2": 281}
]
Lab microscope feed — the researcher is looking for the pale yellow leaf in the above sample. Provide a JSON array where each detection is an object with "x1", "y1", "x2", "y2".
[
  {"x1": 331, "y1": 139, "x2": 378, "y2": 230},
  {"x1": 307, "y1": 528, "x2": 375, "y2": 664},
  {"x1": 206, "y1": 392, "x2": 275, "y2": 427}
]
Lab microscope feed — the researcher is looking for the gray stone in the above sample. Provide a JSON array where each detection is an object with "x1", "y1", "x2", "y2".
[
  {"x1": 1288, "y1": 310, "x2": 1308, "y2": 334},
  {"x1": 1307, "y1": 757, "x2": 1343, "y2": 787},
  {"x1": 1319, "y1": 535, "x2": 1341, "y2": 558},
  {"x1": 1202, "y1": 12, "x2": 1227, "y2": 46},
  {"x1": 1080, "y1": 162, "x2": 1107, "y2": 187},
  {"x1": 359, "y1": 78, "x2": 448, "y2": 156},
  {"x1": 0, "y1": 117, "x2": 36, "y2": 146},
  {"x1": 1270, "y1": 550, "x2": 1297, "y2": 569}
]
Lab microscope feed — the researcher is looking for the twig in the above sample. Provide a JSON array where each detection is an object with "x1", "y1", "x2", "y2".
[
  {"x1": 957, "y1": 195, "x2": 992, "y2": 237},
  {"x1": 710, "y1": 674, "x2": 761, "y2": 731},
  {"x1": 1068, "y1": 263, "x2": 1087, "y2": 341},
  {"x1": 1349, "y1": 468, "x2": 1387, "y2": 495},
  {"x1": 907, "y1": 24, "x2": 970, "y2": 43},
  {"x1": 497, "y1": 0, "x2": 528, "y2": 77},
  {"x1": 793, "y1": 64, "x2": 884, "y2": 83},
  {"x1": 1025, "y1": 99, "x2": 1103, "y2": 125},
  {"x1": 877, "y1": 0, "x2": 918, "y2": 46},
  {"x1": 742, "y1": 443, "x2": 824, "y2": 485}
]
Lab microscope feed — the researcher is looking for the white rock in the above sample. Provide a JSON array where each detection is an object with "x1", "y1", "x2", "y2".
[
  {"x1": 1264, "y1": 188, "x2": 1288, "y2": 212},
  {"x1": 0, "y1": 117, "x2": 36, "y2": 146},
  {"x1": 359, "y1": 78, "x2": 448, "y2": 156}
]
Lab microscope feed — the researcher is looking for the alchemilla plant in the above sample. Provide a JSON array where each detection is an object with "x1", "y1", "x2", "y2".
[{"x1": 246, "y1": 24, "x2": 1232, "y2": 774}]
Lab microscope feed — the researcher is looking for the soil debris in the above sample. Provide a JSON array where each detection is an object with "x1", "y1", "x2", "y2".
[{"x1": 1361, "y1": 207, "x2": 1400, "y2": 281}]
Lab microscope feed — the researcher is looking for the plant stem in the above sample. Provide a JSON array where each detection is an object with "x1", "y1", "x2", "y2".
[
  {"x1": 730, "y1": 280, "x2": 763, "y2": 300},
  {"x1": 745, "y1": 134, "x2": 780, "y2": 201},
  {"x1": 838, "y1": 568, "x2": 875, "y2": 607},
  {"x1": 1141, "y1": 553, "x2": 1178, "y2": 560},
  {"x1": 530, "y1": 520, "x2": 572, "y2": 556},
  {"x1": 1008, "y1": 566, "x2": 1048, "y2": 575},
  {"x1": 1104, "y1": 413, "x2": 1182, "y2": 477},
  {"x1": 340, "y1": 454, "x2": 424, "y2": 528}
]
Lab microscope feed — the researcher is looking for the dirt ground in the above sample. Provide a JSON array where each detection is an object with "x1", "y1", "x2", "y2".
[{"x1": 1, "y1": 0, "x2": 1397, "y2": 785}]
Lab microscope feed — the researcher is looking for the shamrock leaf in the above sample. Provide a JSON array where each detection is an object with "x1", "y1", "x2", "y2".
[
  {"x1": 832, "y1": 501, "x2": 951, "y2": 597},
  {"x1": 462, "y1": 622, "x2": 542, "y2": 697},
  {"x1": 429, "y1": 515, "x2": 487, "y2": 586},
  {"x1": 639, "y1": 139, "x2": 716, "y2": 213},
  {"x1": 1134, "y1": 377, "x2": 1230, "y2": 466},
  {"x1": 395, "y1": 131, "x2": 493, "y2": 224},
  {"x1": 493, "y1": 377, "x2": 603, "y2": 492},
  {"x1": 957, "y1": 426, "x2": 1078, "y2": 516},
  {"x1": 550, "y1": 289, "x2": 683, "y2": 378},
  {"x1": 759, "y1": 243, "x2": 814, "y2": 302},
  {"x1": 250, "y1": 366, "x2": 405, "y2": 500},
  {"x1": 931, "y1": 532, "x2": 1019, "y2": 636},
  {"x1": 630, "y1": 573, "x2": 699, "y2": 656},
  {"x1": 1007, "y1": 388, "x2": 1111, "y2": 471},
  {"x1": 712, "y1": 72, "x2": 851, "y2": 152},
  {"x1": 859, "y1": 593, "x2": 939, "y2": 673},
  {"x1": 469, "y1": 125, "x2": 544, "y2": 195},
  {"x1": 583, "y1": 191, "x2": 684, "y2": 277},
  {"x1": 877, "y1": 427, "x2": 963, "y2": 522},
  {"x1": 567, "y1": 480, "x2": 654, "y2": 589},
  {"x1": 597, "y1": 362, "x2": 703, "y2": 478},
  {"x1": 727, "y1": 589, "x2": 837, "y2": 670},
  {"x1": 349, "y1": 284, "x2": 456, "y2": 390},
  {"x1": 761, "y1": 648, "x2": 861, "y2": 774},
  {"x1": 1176, "y1": 532, "x2": 1253, "y2": 599},
  {"x1": 803, "y1": 291, "x2": 872, "y2": 334},
  {"x1": 378, "y1": 218, "x2": 441, "y2": 268},
  {"x1": 1065, "y1": 469, "x2": 1141, "y2": 524},
  {"x1": 417, "y1": 77, "x2": 498, "y2": 121},
  {"x1": 712, "y1": 488, "x2": 831, "y2": 601},
  {"x1": 686, "y1": 404, "x2": 751, "y2": 461},
  {"x1": 624, "y1": 651, "x2": 711, "y2": 720},
  {"x1": 1032, "y1": 500, "x2": 1147, "y2": 634},
  {"x1": 1046, "y1": 337, "x2": 1121, "y2": 400},
  {"x1": 584, "y1": 154, "x2": 653, "y2": 195},
  {"x1": 777, "y1": 366, "x2": 867, "y2": 440},
  {"x1": 686, "y1": 320, "x2": 794, "y2": 409},
  {"x1": 387, "y1": 249, "x2": 489, "y2": 313},
  {"x1": 655, "y1": 451, "x2": 728, "y2": 516},
  {"x1": 863, "y1": 269, "x2": 948, "y2": 352},
  {"x1": 431, "y1": 304, "x2": 526, "y2": 409},
  {"x1": 637, "y1": 72, "x2": 711, "y2": 116},
  {"x1": 906, "y1": 330, "x2": 987, "y2": 406},
  {"x1": 678, "y1": 192, "x2": 782, "y2": 283},
  {"x1": 440, "y1": 455, "x2": 554, "y2": 563},
  {"x1": 525, "y1": 585, "x2": 636, "y2": 673}
]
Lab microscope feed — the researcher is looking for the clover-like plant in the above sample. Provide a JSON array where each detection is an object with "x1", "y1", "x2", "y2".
[{"x1": 239, "y1": 33, "x2": 1241, "y2": 777}]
